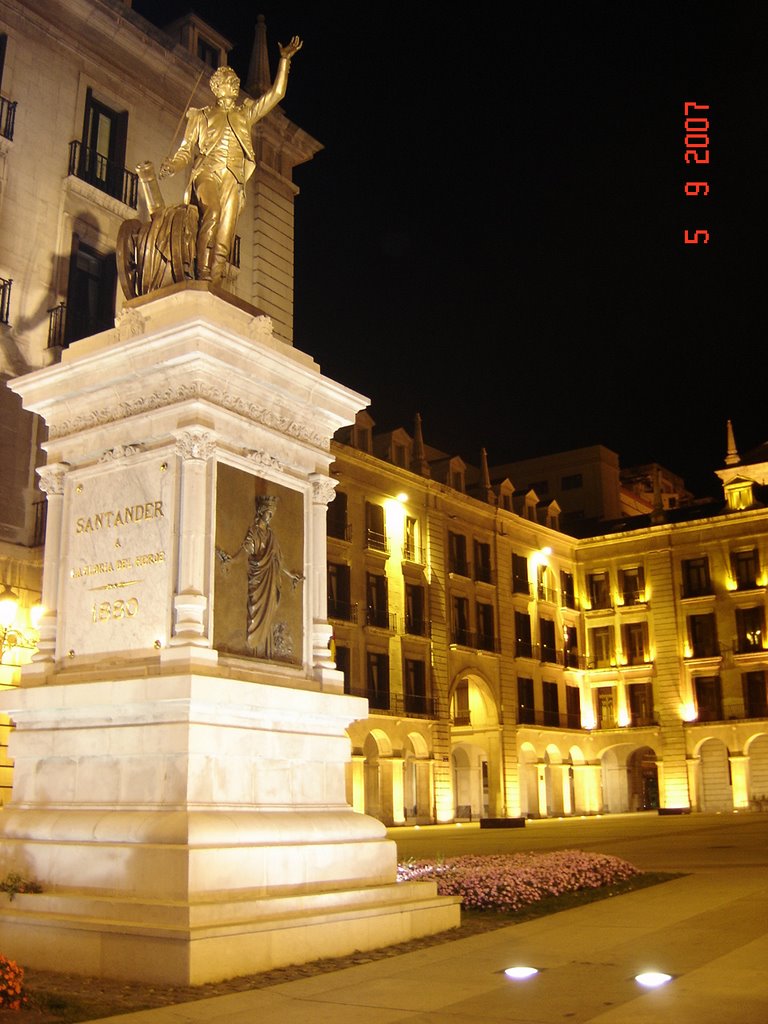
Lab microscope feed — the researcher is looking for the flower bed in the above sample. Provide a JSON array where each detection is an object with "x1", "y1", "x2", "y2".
[{"x1": 397, "y1": 850, "x2": 640, "y2": 912}]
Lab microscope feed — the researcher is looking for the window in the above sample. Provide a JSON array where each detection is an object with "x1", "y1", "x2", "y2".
[
  {"x1": 327, "y1": 562, "x2": 352, "y2": 621},
  {"x1": 589, "y1": 626, "x2": 613, "y2": 668},
  {"x1": 562, "y1": 473, "x2": 583, "y2": 490},
  {"x1": 327, "y1": 491, "x2": 348, "y2": 540},
  {"x1": 65, "y1": 237, "x2": 117, "y2": 346},
  {"x1": 681, "y1": 556, "x2": 712, "y2": 598},
  {"x1": 334, "y1": 645, "x2": 351, "y2": 693},
  {"x1": 197, "y1": 36, "x2": 221, "y2": 67},
  {"x1": 512, "y1": 553, "x2": 530, "y2": 595},
  {"x1": 540, "y1": 617, "x2": 557, "y2": 663},
  {"x1": 474, "y1": 540, "x2": 492, "y2": 583},
  {"x1": 743, "y1": 672, "x2": 768, "y2": 718},
  {"x1": 565, "y1": 685, "x2": 581, "y2": 728},
  {"x1": 405, "y1": 584, "x2": 427, "y2": 636},
  {"x1": 404, "y1": 659, "x2": 429, "y2": 715},
  {"x1": 404, "y1": 516, "x2": 420, "y2": 561},
  {"x1": 366, "y1": 652, "x2": 390, "y2": 710},
  {"x1": 518, "y1": 677, "x2": 535, "y2": 724},
  {"x1": 537, "y1": 565, "x2": 556, "y2": 603},
  {"x1": 622, "y1": 621, "x2": 648, "y2": 665},
  {"x1": 732, "y1": 549, "x2": 759, "y2": 591},
  {"x1": 515, "y1": 611, "x2": 533, "y2": 658},
  {"x1": 620, "y1": 566, "x2": 645, "y2": 605},
  {"x1": 563, "y1": 624, "x2": 579, "y2": 668},
  {"x1": 452, "y1": 596, "x2": 470, "y2": 646},
  {"x1": 735, "y1": 606, "x2": 764, "y2": 654},
  {"x1": 76, "y1": 88, "x2": 129, "y2": 203},
  {"x1": 694, "y1": 675, "x2": 723, "y2": 722},
  {"x1": 393, "y1": 443, "x2": 407, "y2": 467},
  {"x1": 530, "y1": 479, "x2": 549, "y2": 495},
  {"x1": 542, "y1": 681, "x2": 559, "y2": 726},
  {"x1": 365, "y1": 502, "x2": 386, "y2": 551},
  {"x1": 587, "y1": 571, "x2": 611, "y2": 610},
  {"x1": 688, "y1": 613, "x2": 718, "y2": 658},
  {"x1": 628, "y1": 682, "x2": 654, "y2": 726},
  {"x1": 0, "y1": 35, "x2": 15, "y2": 142},
  {"x1": 365, "y1": 572, "x2": 389, "y2": 629},
  {"x1": 453, "y1": 679, "x2": 470, "y2": 725},
  {"x1": 560, "y1": 570, "x2": 576, "y2": 609},
  {"x1": 449, "y1": 532, "x2": 469, "y2": 576},
  {"x1": 476, "y1": 602, "x2": 495, "y2": 651},
  {"x1": 596, "y1": 686, "x2": 616, "y2": 728},
  {"x1": 356, "y1": 427, "x2": 371, "y2": 452}
]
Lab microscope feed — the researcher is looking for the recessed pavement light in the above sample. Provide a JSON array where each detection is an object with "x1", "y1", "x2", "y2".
[
  {"x1": 504, "y1": 966, "x2": 539, "y2": 980},
  {"x1": 635, "y1": 972, "x2": 672, "y2": 988}
]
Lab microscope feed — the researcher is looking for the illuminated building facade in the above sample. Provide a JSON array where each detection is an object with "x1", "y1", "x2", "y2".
[
  {"x1": 331, "y1": 415, "x2": 768, "y2": 822},
  {"x1": 1, "y1": 0, "x2": 767, "y2": 826}
]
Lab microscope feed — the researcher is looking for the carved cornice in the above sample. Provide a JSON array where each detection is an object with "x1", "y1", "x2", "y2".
[
  {"x1": 37, "y1": 463, "x2": 69, "y2": 495},
  {"x1": 245, "y1": 448, "x2": 283, "y2": 471},
  {"x1": 47, "y1": 381, "x2": 329, "y2": 450},
  {"x1": 114, "y1": 307, "x2": 148, "y2": 341},
  {"x1": 176, "y1": 431, "x2": 216, "y2": 461},
  {"x1": 311, "y1": 475, "x2": 338, "y2": 506},
  {"x1": 99, "y1": 444, "x2": 143, "y2": 462}
]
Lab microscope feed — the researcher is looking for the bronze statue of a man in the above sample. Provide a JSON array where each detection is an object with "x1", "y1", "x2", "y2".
[{"x1": 159, "y1": 37, "x2": 302, "y2": 284}]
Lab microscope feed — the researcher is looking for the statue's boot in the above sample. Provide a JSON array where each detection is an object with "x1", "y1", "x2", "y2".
[
  {"x1": 197, "y1": 247, "x2": 214, "y2": 281},
  {"x1": 210, "y1": 244, "x2": 229, "y2": 285}
]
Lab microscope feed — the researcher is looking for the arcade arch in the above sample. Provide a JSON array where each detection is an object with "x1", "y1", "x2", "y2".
[
  {"x1": 450, "y1": 672, "x2": 502, "y2": 819},
  {"x1": 599, "y1": 742, "x2": 659, "y2": 813}
]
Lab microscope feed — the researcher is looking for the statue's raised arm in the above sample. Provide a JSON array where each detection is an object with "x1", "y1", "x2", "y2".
[
  {"x1": 119, "y1": 32, "x2": 305, "y2": 297},
  {"x1": 279, "y1": 36, "x2": 303, "y2": 60}
]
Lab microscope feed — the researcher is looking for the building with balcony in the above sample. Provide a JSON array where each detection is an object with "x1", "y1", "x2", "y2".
[
  {"x1": 1, "y1": 1, "x2": 767, "y2": 828},
  {"x1": 0, "y1": 0, "x2": 321, "y2": 797},
  {"x1": 329, "y1": 414, "x2": 768, "y2": 824}
]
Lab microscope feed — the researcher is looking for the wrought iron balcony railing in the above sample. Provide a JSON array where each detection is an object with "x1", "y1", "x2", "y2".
[
  {"x1": 0, "y1": 96, "x2": 17, "y2": 141},
  {"x1": 328, "y1": 600, "x2": 357, "y2": 623},
  {"x1": 68, "y1": 139, "x2": 138, "y2": 208},
  {"x1": 47, "y1": 302, "x2": 67, "y2": 347},
  {"x1": 0, "y1": 277, "x2": 11, "y2": 324}
]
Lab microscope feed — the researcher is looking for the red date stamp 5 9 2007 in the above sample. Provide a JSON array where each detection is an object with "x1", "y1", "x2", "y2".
[{"x1": 684, "y1": 102, "x2": 710, "y2": 245}]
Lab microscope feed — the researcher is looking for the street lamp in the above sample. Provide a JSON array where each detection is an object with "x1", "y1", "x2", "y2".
[{"x1": 0, "y1": 585, "x2": 40, "y2": 661}]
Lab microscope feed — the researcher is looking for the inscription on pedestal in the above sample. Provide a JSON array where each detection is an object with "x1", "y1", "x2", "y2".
[{"x1": 60, "y1": 460, "x2": 174, "y2": 656}]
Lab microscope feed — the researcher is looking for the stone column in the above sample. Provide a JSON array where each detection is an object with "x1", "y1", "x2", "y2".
[
  {"x1": 349, "y1": 754, "x2": 366, "y2": 813},
  {"x1": 31, "y1": 463, "x2": 68, "y2": 666},
  {"x1": 390, "y1": 756, "x2": 406, "y2": 825},
  {"x1": 536, "y1": 762, "x2": 548, "y2": 817},
  {"x1": 560, "y1": 764, "x2": 574, "y2": 815},
  {"x1": 686, "y1": 756, "x2": 701, "y2": 811},
  {"x1": 309, "y1": 474, "x2": 339, "y2": 686},
  {"x1": 169, "y1": 431, "x2": 215, "y2": 650},
  {"x1": 573, "y1": 763, "x2": 602, "y2": 813},
  {"x1": 729, "y1": 753, "x2": 750, "y2": 810}
]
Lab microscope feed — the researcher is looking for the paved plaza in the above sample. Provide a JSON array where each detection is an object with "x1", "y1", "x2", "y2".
[{"x1": 91, "y1": 812, "x2": 768, "y2": 1023}]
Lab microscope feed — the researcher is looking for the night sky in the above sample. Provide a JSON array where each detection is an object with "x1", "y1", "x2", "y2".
[{"x1": 131, "y1": 2, "x2": 768, "y2": 496}]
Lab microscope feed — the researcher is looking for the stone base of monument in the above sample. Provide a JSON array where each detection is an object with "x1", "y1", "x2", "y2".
[
  {"x1": 0, "y1": 882, "x2": 455, "y2": 986},
  {"x1": 0, "y1": 671, "x2": 459, "y2": 984},
  {"x1": 1, "y1": 286, "x2": 460, "y2": 984}
]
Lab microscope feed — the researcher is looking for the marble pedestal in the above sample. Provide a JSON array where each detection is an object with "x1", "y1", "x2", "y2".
[{"x1": 1, "y1": 285, "x2": 459, "y2": 984}]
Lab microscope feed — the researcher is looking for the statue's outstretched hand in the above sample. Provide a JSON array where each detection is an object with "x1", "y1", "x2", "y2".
[
  {"x1": 279, "y1": 36, "x2": 303, "y2": 60},
  {"x1": 158, "y1": 158, "x2": 175, "y2": 180}
]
